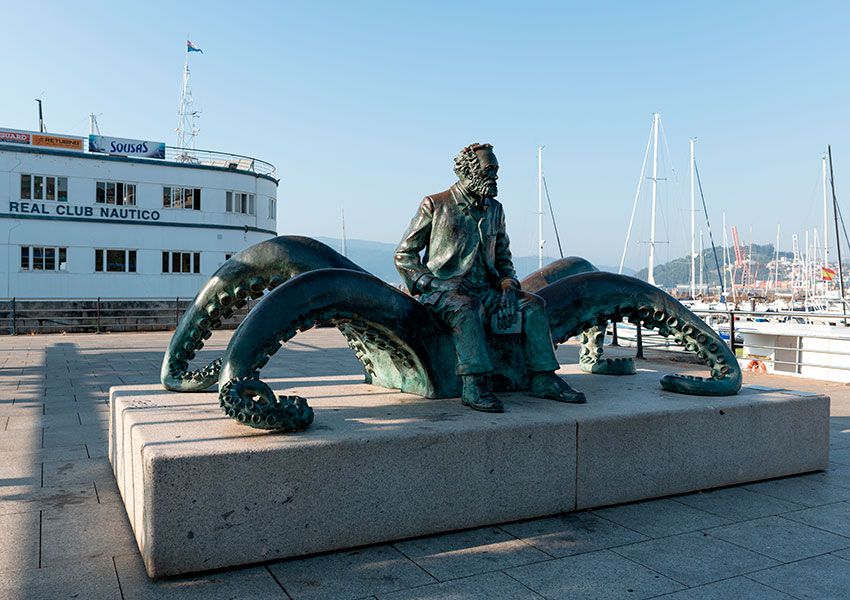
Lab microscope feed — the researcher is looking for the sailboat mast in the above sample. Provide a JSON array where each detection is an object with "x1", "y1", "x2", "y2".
[
  {"x1": 774, "y1": 224, "x2": 780, "y2": 294},
  {"x1": 828, "y1": 145, "x2": 847, "y2": 315},
  {"x1": 537, "y1": 146, "x2": 544, "y2": 270},
  {"x1": 823, "y1": 156, "x2": 830, "y2": 273},
  {"x1": 699, "y1": 230, "x2": 704, "y2": 295},
  {"x1": 341, "y1": 208, "x2": 347, "y2": 257},
  {"x1": 722, "y1": 212, "x2": 729, "y2": 299},
  {"x1": 647, "y1": 112, "x2": 660, "y2": 286},
  {"x1": 690, "y1": 138, "x2": 696, "y2": 298},
  {"x1": 619, "y1": 124, "x2": 653, "y2": 274}
]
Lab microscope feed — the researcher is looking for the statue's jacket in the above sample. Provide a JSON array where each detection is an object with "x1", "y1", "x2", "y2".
[{"x1": 395, "y1": 183, "x2": 518, "y2": 304}]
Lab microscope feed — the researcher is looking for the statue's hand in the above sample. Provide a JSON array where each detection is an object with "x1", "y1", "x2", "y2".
[
  {"x1": 428, "y1": 277, "x2": 463, "y2": 292},
  {"x1": 497, "y1": 279, "x2": 519, "y2": 328}
]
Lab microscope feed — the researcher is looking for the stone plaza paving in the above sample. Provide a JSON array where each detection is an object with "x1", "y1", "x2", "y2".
[{"x1": 1, "y1": 329, "x2": 849, "y2": 599}]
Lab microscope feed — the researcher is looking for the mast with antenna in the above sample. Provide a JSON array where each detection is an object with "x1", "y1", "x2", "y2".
[
  {"x1": 647, "y1": 112, "x2": 660, "y2": 286},
  {"x1": 690, "y1": 138, "x2": 696, "y2": 298},
  {"x1": 176, "y1": 37, "x2": 201, "y2": 158},
  {"x1": 537, "y1": 146, "x2": 544, "y2": 269},
  {"x1": 35, "y1": 98, "x2": 45, "y2": 133},
  {"x1": 88, "y1": 113, "x2": 101, "y2": 136}
]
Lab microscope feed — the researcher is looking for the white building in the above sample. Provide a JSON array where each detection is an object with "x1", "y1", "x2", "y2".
[{"x1": 0, "y1": 128, "x2": 278, "y2": 299}]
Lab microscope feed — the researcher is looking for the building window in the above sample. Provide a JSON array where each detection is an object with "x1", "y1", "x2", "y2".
[
  {"x1": 226, "y1": 191, "x2": 255, "y2": 215},
  {"x1": 225, "y1": 253, "x2": 234, "y2": 261},
  {"x1": 20, "y1": 174, "x2": 68, "y2": 201},
  {"x1": 268, "y1": 197, "x2": 277, "y2": 219},
  {"x1": 163, "y1": 186, "x2": 201, "y2": 210},
  {"x1": 162, "y1": 251, "x2": 201, "y2": 274},
  {"x1": 94, "y1": 249, "x2": 137, "y2": 273},
  {"x1": 20, "y1": 246, "x2": 67, "y2": 271},
  {"x1": 96, "y1": 181, "x2": 136, "y2": 205}
]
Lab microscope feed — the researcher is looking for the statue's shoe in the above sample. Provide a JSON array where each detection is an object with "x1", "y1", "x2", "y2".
[
  {"x1": 461, "y1": 376, "x2": 504, "y2": 413},
  {"x1": 530, "y1": 372, "x2": 587, "y2": 404}
]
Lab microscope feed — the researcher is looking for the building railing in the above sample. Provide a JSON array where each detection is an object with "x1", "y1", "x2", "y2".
[
  {"x1": 163, "y1": 146, "x2": 277, "y2": 178},
  {"x1": 0, "y1": 297, "x2": 257, "y2": 335}
]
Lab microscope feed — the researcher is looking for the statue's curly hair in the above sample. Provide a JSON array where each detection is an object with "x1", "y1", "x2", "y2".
[{"x1": 454, "y1": 143, "x2": 494, "y2": 179}]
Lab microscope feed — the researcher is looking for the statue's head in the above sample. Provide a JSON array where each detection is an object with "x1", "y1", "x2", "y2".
[{"x1": 454, "y1": 143, "x2": 499, "y2": 199}]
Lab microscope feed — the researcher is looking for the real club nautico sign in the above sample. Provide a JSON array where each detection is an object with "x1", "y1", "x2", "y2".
[{"x1": 8, "y1": 200, "x2": 160, "y2": 221}]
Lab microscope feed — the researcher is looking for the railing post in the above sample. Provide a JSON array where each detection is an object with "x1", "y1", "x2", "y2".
[
  {"x1": 10, "y1": 297, "x2": 16, "y2": 336},
  {"x1": 635, "y1": 322, "x2": 644, "y2": 359},
  {"x1": 96, "y1": 297, "x2": 101, "y2": 334},
  {"x1": 175, "y1": 297, "x2": 180, "y2": 329},
  {"x1": 610, "y1": 320, "x2": 619, "y2": 346},
  {"x1": 728, "y1": 310, "x2": 736, "y2": 353}
]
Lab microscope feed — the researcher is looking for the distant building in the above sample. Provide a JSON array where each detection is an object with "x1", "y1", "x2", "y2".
[{"x1": 0, "y1": 128, "x2": 278, "y2": 298}]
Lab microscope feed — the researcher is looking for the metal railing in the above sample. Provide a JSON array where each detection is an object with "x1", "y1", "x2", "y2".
[
  {"x1": 0, "y1": 297, "x2": 256, "y2": 335},
  {"x1": 163, "y1": 146, "x2": 277, "y2": 178},
  {"x1": 609, "y1": 307, "x2": 850, "y2": 376},
  {"x1": 80, "y1": 138, "x2": 277, "y2": 178}
]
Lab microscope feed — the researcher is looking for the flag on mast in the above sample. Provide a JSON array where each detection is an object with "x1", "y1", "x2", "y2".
[
  {"x1": 822, "y1": 266, "x2": 837, "y2": 281},
  {"x1": 187, "y1": 40, "x2": 203, "y2": 53}
]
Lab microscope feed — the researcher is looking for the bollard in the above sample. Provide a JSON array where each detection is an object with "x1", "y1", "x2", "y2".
[
  {"x1": 636, "y1": 322, "x2": 645, "y2": 359},
  {"x1": 728, "y1": 311, "x2": 736, "y2": 353}
]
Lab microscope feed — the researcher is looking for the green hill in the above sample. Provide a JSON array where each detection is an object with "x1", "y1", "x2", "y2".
[{"x1": 633, "y1": 244, "x2": 794, "y2": 287}]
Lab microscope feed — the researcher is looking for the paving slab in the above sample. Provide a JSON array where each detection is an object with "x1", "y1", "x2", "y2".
[
  {"x1": 743, "y1": 475, "x2": 850, "y2": 507},
  {"x1": 42, "y1": 457, "x2": 114, "y2": 488},
  {"x1": 267, "y1": 545, "x2": 436, "y2": 600},
  {"x1": 0, "y1": 484, "x2": 97, "y2": 516},
  {"x1": 748, "y1": 553, "x2": 850, "y2": 600},
  {"x1": 113, "y1": 554, "x2": 286, "y2": 600},
  {"x1": 0, "y1": 512, "x2": 40, "y2": 575},
  {"x1": 649, "y1": 576, "x2": 796, "y2": 599},
  {"x1": 499, "y1": 511, "x2": 648, "y2": 558},
  {"x1": 592, "y1": 498, "x2": 730, "y2": 538},
  {"x1": 783, "y1": 501, "x2": 850, "y2": 537},
  {"x1": 40, "y1": 502, "x2": 139, "y2": 567},
  {"x1": 42, "y1": 423, "x2": 108, "y2": 448},
  {"x1": 505, "y1": 549, "x2": 685, "y2": 600},
  {"x1": 672, "y1": 486, "x2": 804, "y2": 521},
  {"x1": 705, "y1": 515, "x2": 850, "y2": 562},
  {"x1": 377, "y1": 571, "x2": 544, "y2": 600},
  {"x1": 0, "y1": 557, "x2": 122, "y2": 600},
  {"x1": 6, "y1": 412, "x2": 82, "y2": 430},
  {"x1": 0, "y1": 444, "x2": 89, "y2": 465},
  {"x1": 393, "y1": 526, "x2": 550, "y2": 581},
  {"x1": 613, "y1": 531, "x2": 779, "y2": 586},
  {"x1": 800, "y1": 462, "x2": 850, "y2": 489}
]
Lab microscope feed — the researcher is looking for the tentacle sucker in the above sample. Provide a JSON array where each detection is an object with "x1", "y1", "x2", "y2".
[
  {"x1": 538, "y1": 271, "x2": 742, "y2": 396},
  {"x1": 160, "y1": 236, "x2": 365, "y2": 392}
]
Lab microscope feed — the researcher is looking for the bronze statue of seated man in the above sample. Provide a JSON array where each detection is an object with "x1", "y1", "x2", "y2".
[{"x1": 394, "y1": 143, "x2": 586, "y2": 412}]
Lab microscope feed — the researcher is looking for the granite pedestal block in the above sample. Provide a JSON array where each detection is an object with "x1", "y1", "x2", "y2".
[{"x1": 109, "y1": 368, "x2": 829, "y2": 578}]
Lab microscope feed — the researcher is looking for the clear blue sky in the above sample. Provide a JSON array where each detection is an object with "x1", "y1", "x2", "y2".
[{"x1": 3, "y1": 1, "x2": 849, "y2": 270}]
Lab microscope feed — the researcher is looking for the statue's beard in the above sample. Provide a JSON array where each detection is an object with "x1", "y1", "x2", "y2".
[{"x1": 466, "y1": 173, "x2": 498, "y2": 198}]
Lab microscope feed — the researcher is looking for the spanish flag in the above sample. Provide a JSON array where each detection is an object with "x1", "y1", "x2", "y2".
[{"x1": 822, "y1": 267, "x2": 837, "y2": 281}]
